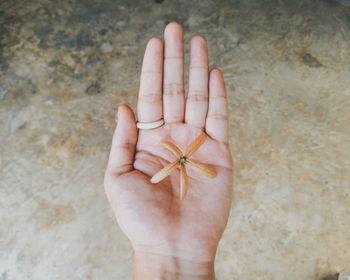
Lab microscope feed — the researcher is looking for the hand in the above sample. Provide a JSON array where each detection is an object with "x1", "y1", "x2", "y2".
[{"x1": 104, "y1": 22, "x2": 233, "y2": 279}]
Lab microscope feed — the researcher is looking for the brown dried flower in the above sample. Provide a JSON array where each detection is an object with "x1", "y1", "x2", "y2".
[{"x1": 150, "y1": 132, "x2": 217, "y2": 200}]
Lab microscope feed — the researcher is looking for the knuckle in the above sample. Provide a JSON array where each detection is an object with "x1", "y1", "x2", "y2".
[
  {"x1": 210, "y1": 94, "x2": 226, "y2": 99},
  {"x1": 207, "y1": 114, "x2": 228, "y2": 120},
  {"x1": 190, "y1": 65, "x2": 207, "y2": 70},
  {"x1": 116, "y1": 142, "x2": 135, "y2": 151},
  {"x1": 187, "y1": 121, "x2": 204, "y2": 129},
  {"x1": 187, "y1": 91, "x2": 208, "y2": 102},
  {"x1": 163, "y1": 83, "x2": 184, "y2": 96},
  {"x1": 165, "y1": 116, "x2": 182, "y2": 122},
  {"x1": 139, "y1": 92, "x2": 162, "y2": 103}
]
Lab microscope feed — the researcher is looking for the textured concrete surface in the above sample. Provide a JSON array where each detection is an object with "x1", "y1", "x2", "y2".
[{"x1": 1, "y1": 0, "x2": 350, "y2": 279}]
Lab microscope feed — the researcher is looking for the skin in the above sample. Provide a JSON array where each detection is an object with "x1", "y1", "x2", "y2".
[{"x1": 104, "y1": 22, "x2": 233, "y2": 279}]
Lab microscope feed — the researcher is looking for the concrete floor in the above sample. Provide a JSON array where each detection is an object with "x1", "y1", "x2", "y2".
[{"x1": 1, "y1": 0, "x2": 350, "y2": 279}]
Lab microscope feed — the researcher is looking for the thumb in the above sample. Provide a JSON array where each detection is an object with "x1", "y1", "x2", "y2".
[{"x1": 106, "y1": 104, "x2": 138, "y2": 176}]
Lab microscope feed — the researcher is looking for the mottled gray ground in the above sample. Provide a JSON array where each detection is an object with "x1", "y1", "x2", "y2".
[{"x1": 1, "y1": 0, "x2": 350, "y2": 279}]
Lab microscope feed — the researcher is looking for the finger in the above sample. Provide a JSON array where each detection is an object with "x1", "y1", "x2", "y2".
[
  {"x1": 137, "y1": 37, "x2": 164, "y2": 122},
  {"x1": 163, "y1": 22, "x2": 185, "y2": 123},
  {"x1": 185, "y1": 35, "x2": 209, "y2": 128},
  {"x1": 106, "y1": 104, "x2": 138, "y2": 176},
  {"x1": 205, "y1": 69, "x2": 229, "y2": 143}
]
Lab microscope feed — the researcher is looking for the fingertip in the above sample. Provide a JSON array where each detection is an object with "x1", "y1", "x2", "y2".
[
  {"x1": 190, "y1": 35, "x2": 207, "y2": 46},
  {"x1": 210, "y1": 68, "x2": 223, "y2": 77},
  {"x1": 210, "y1": 68, "x2": 226, "y2": 93},
  {"x1": 117, "y1": 104, "x2": 136, "y2": 122},
  {"x1": 118, "y1": 103, "x2": 132, "y2": 112},
  {"x1": 165, "y1": 21, "x2": 183, "y2": 30},
  {"x1": 147, "y1": 37, "x2": 163, "y2": 50},
  {"x1": 149, "y1": 36, "x2": 163, "y2": 43},
  {"x1": 164, "y1": 21, "x2": 183, "y2": 37},
  {"x1": 117, "y1": 104, "x2": 128, "y2": 117}
]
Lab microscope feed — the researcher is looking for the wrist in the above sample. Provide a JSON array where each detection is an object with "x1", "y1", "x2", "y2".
[{"x1": 132, "y1": 250, "x2": 215, "y2": 280}]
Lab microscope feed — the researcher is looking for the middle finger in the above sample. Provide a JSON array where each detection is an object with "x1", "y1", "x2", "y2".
[{"x1": 163, "y1": 22, "x2": 185, "y2": 123}]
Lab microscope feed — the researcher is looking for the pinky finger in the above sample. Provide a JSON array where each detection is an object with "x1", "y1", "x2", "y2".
[{"x1": 205, "y1": 69, "x2": 229, "y2": 143}]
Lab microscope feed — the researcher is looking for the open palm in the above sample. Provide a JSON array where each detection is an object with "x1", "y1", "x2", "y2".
[{"x1": 104, "y1": 23, "x2": 233, "y2": 264}]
